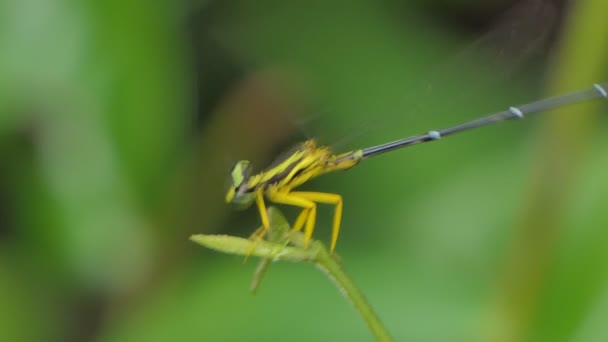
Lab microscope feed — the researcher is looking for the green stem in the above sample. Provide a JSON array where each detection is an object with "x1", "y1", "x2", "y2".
[{"x1": 313, "y1": 244, "x2": 393, "y2": 342}]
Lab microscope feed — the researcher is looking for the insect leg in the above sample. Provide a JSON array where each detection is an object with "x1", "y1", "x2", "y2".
[
  {"x1": 290, "y1": 192, "x2": 343, "y2": 254},
  {"x1": 255, "y1": 188, "x2": 270, "y2": 229},
  {"x1": 243, "y1": 189, "x2": 272, "y2": 260},
  {"x1": 292, "y1": 208, "x2": 309, "y2": 233},
  {"x1": 267, "y1": 191, "x2": 316, "y2": 248}
]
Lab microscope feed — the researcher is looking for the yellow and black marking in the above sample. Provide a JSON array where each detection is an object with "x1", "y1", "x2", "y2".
[{"x1": 225, "y1": 83, "x2": 607, "y2": 256}]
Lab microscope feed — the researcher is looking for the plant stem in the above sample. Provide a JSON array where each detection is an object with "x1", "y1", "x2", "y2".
[{"x1": 313, "y1": 243, "x2": 393, "y2": 342}]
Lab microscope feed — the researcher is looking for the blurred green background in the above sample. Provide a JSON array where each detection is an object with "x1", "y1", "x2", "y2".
[{"x1": 1, "y1": 0, "x2": 607, "y2": 341}]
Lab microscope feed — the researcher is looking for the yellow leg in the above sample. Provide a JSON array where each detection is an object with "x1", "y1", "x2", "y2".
[
  {"x1": 290, "y1": 192, "x2": 343, "y2": 254},
  {"x1": 292, "y1": 208, "x2": 309, "y2": 233},
  {"x1": 256, "y1": 188, "x2": 270, "y2": 229},
  {"x1": 248, "y1": 225, "x2": 266, "y2": 240},
  {"x1": 244, "y1": 189, "x2": 271, "y2": 260},
  {"x1": 245, "y1": 225, "x2": 268, "y2": 262},
  {"x1": 253, "y1": 189, "x2": 344, "y2": 255},
  {"x1": 267, "y1": 191, "x2": 316, "y2": 248}
]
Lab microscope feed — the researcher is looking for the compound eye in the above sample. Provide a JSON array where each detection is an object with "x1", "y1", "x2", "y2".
[
  {"x1": 230, "y1": 160, "x2": 251, "y2": 187},
  {"x1": 242, "y1": 163, "x2": 252, "y2": 179}
]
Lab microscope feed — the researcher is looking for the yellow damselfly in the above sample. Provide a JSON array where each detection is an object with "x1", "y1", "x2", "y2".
[{"x1": 225, "y1": 83, "x2": 608, "y2": 255}]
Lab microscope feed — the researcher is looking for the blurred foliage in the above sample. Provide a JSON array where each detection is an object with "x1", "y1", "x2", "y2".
[{"x1": 0, "y1": 0, "x2": 607, "y2": 341}]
